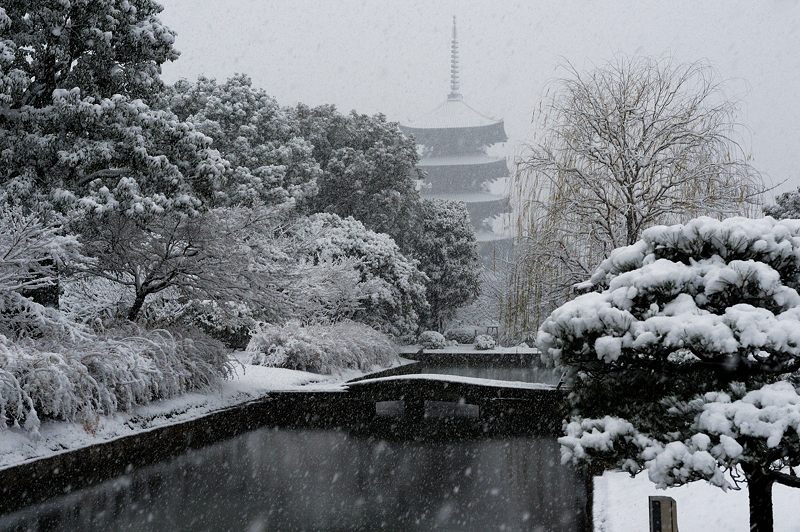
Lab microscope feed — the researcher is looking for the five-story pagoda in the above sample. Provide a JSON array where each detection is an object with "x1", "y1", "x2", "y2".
[{"x1": 401, "y1": 17, "x2": 512, "y2": 260}]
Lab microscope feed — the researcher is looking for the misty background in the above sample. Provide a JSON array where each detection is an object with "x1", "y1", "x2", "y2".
[{"x1": 159, "y1": 0, "x2": 800, "y2": 194}]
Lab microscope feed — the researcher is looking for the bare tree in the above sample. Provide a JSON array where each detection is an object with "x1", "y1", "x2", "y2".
[
  {"x1": 76, "y1": 205, "x2": 296, "y2": 322},
  {"x1": 506, "y1": 57, "x2": 764, "y2": 338}
]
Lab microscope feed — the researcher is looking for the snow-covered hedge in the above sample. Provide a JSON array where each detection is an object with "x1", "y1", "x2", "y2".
[
  {"x1": 418, "y1": 330, "x2": 447, "y2": 349},
  {"x1": 246, "y1": 320, "x2": 397, "y2": 374},
  {"x1": 538, "y1": 216, "x2": 800, "y2": 492},
  {"x1": 474, "y1": 334, "x2": 496, "y2": 350},
  {"x1": 444, "y1": 328, "x2": 476, "y2": 344},
  {"x1": 0, "y1": 328, "x2": 229, "y2": 433}
]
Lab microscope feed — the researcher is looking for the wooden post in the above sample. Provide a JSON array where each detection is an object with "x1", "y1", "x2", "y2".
[{"x1": 649, "y1": 496, "x2": 678, "y2": 532}]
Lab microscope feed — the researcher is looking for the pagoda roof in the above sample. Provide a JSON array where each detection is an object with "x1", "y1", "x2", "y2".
[
  {"x1": 425, "y1": 191, "x2": 508, "y2": 204},
  {"x1": 418, "y1": 154, "x2": 505, "y2": 167},
  {"x1": 403, "y1": 98, "x2": 504, "y2": 131}
]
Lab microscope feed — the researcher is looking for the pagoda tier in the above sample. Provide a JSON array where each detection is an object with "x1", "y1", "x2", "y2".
[
  {"x1": 417, "y1": 154, "x2": 508, "y2": 193},
  {"x1": 401, "y1": 99, "x2": 507, "y2": 153}
]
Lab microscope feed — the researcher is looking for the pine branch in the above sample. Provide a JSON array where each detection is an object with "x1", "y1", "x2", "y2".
[{"x1": 769, "y1": 470, "x2": 800, "y2": 489}]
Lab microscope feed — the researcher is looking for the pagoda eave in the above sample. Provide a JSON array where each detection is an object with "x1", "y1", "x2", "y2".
[{"x1": 400, "y1": 122, "x2": 507, "y2": 148}]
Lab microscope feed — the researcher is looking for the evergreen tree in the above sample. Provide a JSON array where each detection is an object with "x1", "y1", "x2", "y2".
[
  {"x1": 414, "y1": 199, "x2": 480, "y2": 330},
  {"x1": 166, "y1": 75, "x2": 320, "y2": 209},
  {"x1": 764, "y1": 188, "x2": 800, "y2": 220},
  {"x1": 0, "y1": 1, "x2": 223, "y2": 214},
  {"x1": 292, "y1": 103, "x2": 423, "y2": 252},
  {"x1": 538, "y1": 217, "x2": 800, "y2": 531}
]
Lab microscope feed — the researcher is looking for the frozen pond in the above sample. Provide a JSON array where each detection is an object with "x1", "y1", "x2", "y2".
[{"x1": 1, "y1": 427, "x2": 585, "y2": 531}]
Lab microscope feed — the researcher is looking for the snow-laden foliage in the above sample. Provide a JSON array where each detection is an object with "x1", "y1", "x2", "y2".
[
  {"x1": 77, "y1": 203, "x2": 307, "y2": 322},
  {"x1": 413, "y1": 199, "x2": 481, "y2": 330},
  {"x1": 61, "y1": 277, "x2": 136, "y2": 326},
  {"x1": 0, "y1": 206, "x2": 89, "y2": 338},
  {"x1": 291, "y1": 213, "x2": 428, "y2": 337},
  {"x1": 541, "y1": 217, "x2": 800, "y2": 371},
  {"x1": 166, "y1": 75, "x2": 320, "y2": 209},
  {"x1": 764, "y1": 188, "x2": 800, "y2": 220},
  {"x1": 418, "y1": 331, "x2": 447, "y2": 350},
  {"x1": 0, "y1": 327, "x2": 229, "y2": 433},
  {"x1": 0, "y1": 3, "x2": 225, "y2": 216},
  {"x1": 0, "y1": 1, "x2": 177, "y2": 107},
  {"x1": 247, "y1": 320, "x2": 397, "y2": 374},
  {"x1": 538, "y1": 216, "x2": 800, "y2": 512},
  {"x1": 474, "y1": 334, "x2": 497, "y2": 350},
  {"x1": 145, "y1": 257, "x2": 366, "y2": 347},
  {"x1": 292, "y1": 104, "x2": 423, "y2": 252}
]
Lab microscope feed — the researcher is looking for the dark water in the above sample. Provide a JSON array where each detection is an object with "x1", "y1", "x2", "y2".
[
  {"x1": 414, "y1": 364, "x2": 563, "y2": 385},
  {"x1": 0, "y1": 428, "x2": 585, "y2": 532}
]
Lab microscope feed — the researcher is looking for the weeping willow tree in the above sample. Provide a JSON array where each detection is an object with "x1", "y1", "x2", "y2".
[{"x1": 504, "y1": 57, "x2": 765, "y2": 340}]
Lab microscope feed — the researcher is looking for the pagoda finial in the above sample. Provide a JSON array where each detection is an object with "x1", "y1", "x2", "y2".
[{"x1": 448, "y1": 16, "x2": 462, "y2": 101}]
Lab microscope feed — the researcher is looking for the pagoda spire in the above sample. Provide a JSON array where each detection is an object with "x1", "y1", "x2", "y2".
[{"x1": 448, "y1": 16, "x2": 462, "y2": 101}]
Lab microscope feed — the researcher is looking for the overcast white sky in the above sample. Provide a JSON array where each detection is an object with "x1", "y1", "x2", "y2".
[{"x1": 159, "y1": 0, "x2": 800, "y2": 193}]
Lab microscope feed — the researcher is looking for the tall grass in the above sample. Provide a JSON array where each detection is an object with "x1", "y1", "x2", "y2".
[{"x1": 0, "y1": 327, "x2": 230, "y2": 433}]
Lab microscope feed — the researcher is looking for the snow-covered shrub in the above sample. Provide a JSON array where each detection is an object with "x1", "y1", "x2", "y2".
[
  {"x1": 418, "y1": 330, "x2": 447, "y2": 350},
  {"x1": 0, "y1": 328, "x2": 229, "y2": 432},
  {"x1": 290, "y1": 213, "x2": 429, "y2": 337},
  {"x1": 538, "y1": 216, "x2": 800, "y2": 529},
  {"x1": 474, "y1": 334, "x2": 496, "y2": 350},
  {"x1": 247, "y1": 320, "x2": 397, "y2": 374},
  {"x1": 0, "y1": 206, "x2": 89, "y2": 339},
  {"x1": 61, "y1": 277, "x2": 135, "y2": 326},
  {"x1": 444, "y1": 328, "x2": 476, "y2": 344}
]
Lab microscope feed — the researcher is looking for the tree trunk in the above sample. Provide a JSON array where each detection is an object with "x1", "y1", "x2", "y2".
[
  {"x1": 743, "y1": 463, "x2": 774, "y2": 532},
  {"x1": 127, "y1": 291, "x2": 147, "y2": 321}
]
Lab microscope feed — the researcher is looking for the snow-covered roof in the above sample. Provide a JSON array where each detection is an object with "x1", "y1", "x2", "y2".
[
  {"x1": 418, "y1": 154, "x2": 505, "y2": 166},
  {"x1": 403, "y1": 98, "x2": 503, "y2": 130},
  {"x1": 425, "y1": 192, "x2": 507, "y2": 204}
]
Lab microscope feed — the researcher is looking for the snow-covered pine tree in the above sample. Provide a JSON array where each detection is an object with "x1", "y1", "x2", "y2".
[
  {"x1": 0, "y1": 1, "x2": 224, "y2": 214},
  {"x1": 765, "y1": 188, "x2": 800, "y2": 220},
  {"x1": 538, "y1": 216, "x2": 800, "y2": 532}
]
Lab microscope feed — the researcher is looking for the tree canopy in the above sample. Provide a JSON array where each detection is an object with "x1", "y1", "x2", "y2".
[
  {"x1": 292, "y1": 103, "x2": 423, "y2": 252},
  {"x1": 0, "y1": 2, "x2": 224, "y2": 215}
]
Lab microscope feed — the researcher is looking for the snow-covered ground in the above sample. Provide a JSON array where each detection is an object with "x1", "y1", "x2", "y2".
[
  {"x1": 595, "y1": 470, "x2": 800, "y2": 531},
  {"x1": 0, "y1": 354, "x2": 383, "y2": 471}
]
